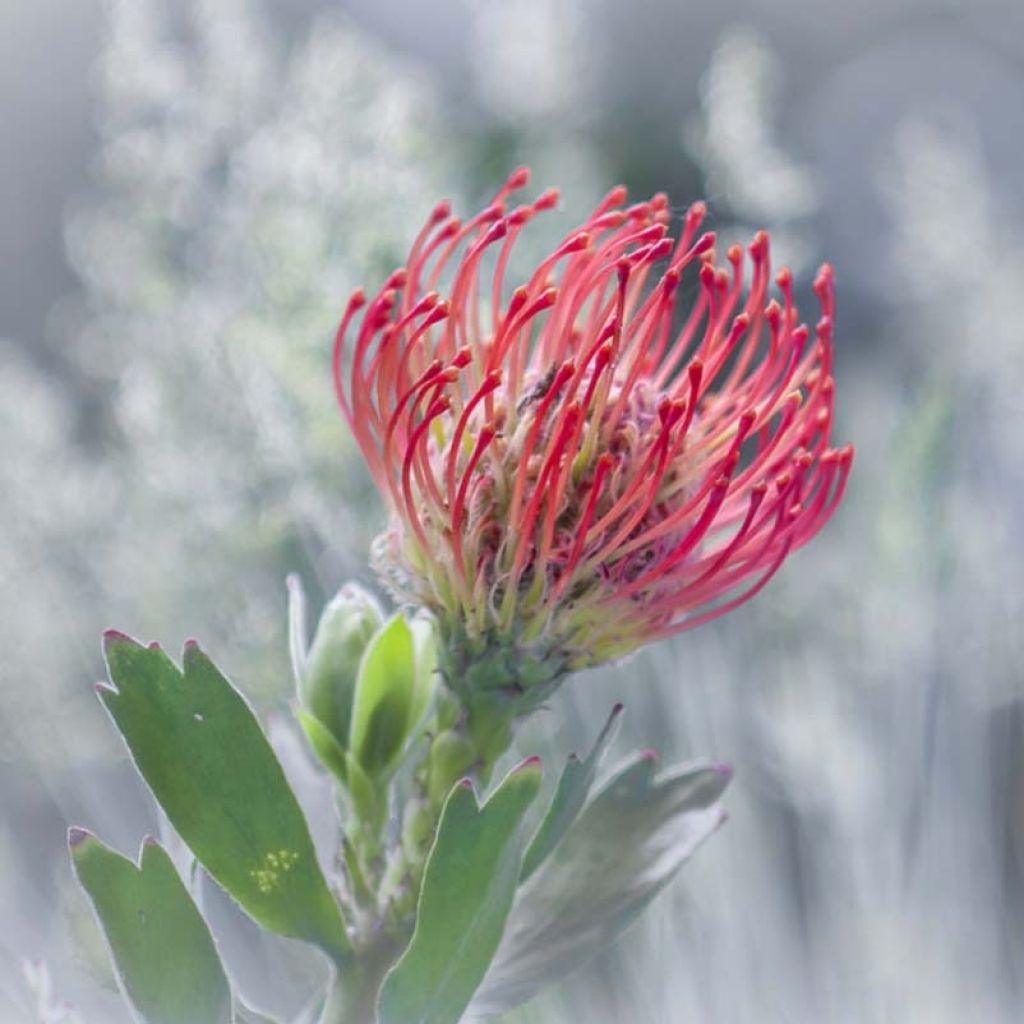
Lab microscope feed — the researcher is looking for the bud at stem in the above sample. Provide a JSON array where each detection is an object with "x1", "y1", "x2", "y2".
[{"x1": 299, "y1": 583, "x2": 384, "y2": 750}]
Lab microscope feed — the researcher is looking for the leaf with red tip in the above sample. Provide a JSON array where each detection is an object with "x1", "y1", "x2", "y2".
[
  {"x1": 471, "y1": 755, "x2": 730, "y2": 1016},
  {"x1": 98, "y1": 632, "x2": 350, "y2": 964},
  {"x1": 520, "y1": 703, "x2": 623, "y2": 881},
  {"x1": 70, "y1": 831, "x2": 231, "y2": 1024},
  {"x1": 377, "y1": 758, "x2": 543, "y2": 1024}
]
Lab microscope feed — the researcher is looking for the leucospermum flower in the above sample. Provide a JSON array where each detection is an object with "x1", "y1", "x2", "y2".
[{"x1": 334, "y1": 169, "x2": 852, "y2": 709}]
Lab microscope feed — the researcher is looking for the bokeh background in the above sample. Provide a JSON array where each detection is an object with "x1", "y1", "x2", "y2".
[{"x1": 4, "y1": 0, "x2": 1024, "y2": 1020}]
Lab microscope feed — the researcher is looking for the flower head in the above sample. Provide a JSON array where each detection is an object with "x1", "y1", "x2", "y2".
[{"x1": 334, "y1": 169, "x2": 852, "y2": 708}]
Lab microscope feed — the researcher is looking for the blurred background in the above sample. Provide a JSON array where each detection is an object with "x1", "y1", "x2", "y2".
[{"x1": 4, "y1": 0, "x2": 1024, "y2": 1020}]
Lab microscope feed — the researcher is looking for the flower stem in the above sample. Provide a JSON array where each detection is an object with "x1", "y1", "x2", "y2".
[
  {"x1": 326, "y1": 678, "x2": 521, "y2": 1020},
  {"x1": 319, "y1": 938, "x2": 399, "y2": 1024}
]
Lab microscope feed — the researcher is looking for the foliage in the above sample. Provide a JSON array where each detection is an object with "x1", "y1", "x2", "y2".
[{"x1": 71, "y1": 619, "x2": 729, "y2": 1022}]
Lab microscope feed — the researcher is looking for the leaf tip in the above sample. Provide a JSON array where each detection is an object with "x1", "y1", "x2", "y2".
[
  {"x1": 713, "y1": 761, "x2": 733, "y2": 780},
  {"x1": 94, "y1": 680, "x2": 118, "y2": 701},
  {"x1": 68, "y1": 826, "x2": 92, "y2": 849},
  {"x1": 639, "y1": 748, "x2": 660, "y2": 762},
  {"x1": 181, "y1": 639, "x2": 205, "y2": 668},
  {"x1": 102, "y1": 628, "x2": 139, "y2": 655},
  {"x1": 137, "y1": 836, "x2": 165, "y2": 867},
  {"x1": 512, "y1": 756, "x2": 544, "y2": 787}
]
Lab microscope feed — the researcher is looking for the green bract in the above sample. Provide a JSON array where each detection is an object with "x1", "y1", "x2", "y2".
[
  {"x1": 291, "y1": 577, "x2": 385, "y2": 751},
  {"x1": 349, "y1": 614, "x2": 418, "y2": 778},
  {"x1": 291, "y1": 575, "x2": 438, "y2": 788}
]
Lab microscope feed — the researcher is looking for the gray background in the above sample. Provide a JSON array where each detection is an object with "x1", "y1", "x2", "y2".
[{"x1": 4, "y1": 1, "x2": 1024, "y2": 1021}]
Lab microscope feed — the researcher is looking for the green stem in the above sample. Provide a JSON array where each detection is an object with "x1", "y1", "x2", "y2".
[
  {"x1": 381, "y1": 688, "x2": 518, "y2": 924},
  {"x1": 326, "y1": 682, "x2": 521, "y2": 1020},
  {"x1": 319, "y1": 939, "x2": 399, "y2": 1024}
]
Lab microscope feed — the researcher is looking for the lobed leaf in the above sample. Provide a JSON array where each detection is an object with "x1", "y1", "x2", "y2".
[
  {"x1": 471, "y1": 754, "x2": 730, "y2": 1016},
  {"x1": 99, "y1": 632, "x2": 350, "y2": 964},
  {"x1": 70, "y1": 830, "x2": 231, "y2": 1024},
  {"x1": 378, "y1": 758, "x2": 543, "y2": 1024},
  {"x1": 520, "y1": 703, "x2": 623, "y2": 881}
]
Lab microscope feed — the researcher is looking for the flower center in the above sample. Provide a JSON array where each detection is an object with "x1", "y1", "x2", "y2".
[{"x1": 435, "y1": 368, "x2": 696, "y2": 617}]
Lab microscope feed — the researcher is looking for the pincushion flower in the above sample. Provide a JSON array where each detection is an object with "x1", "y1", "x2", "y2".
[{"x1": 333, "y1": 168, "x2": 852, "y2": 709}]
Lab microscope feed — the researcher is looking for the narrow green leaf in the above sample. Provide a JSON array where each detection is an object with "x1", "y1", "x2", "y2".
[
  {"x1": 378, "y1": 758, "x2": 543, "y2": 1024},
  {"x1": 520, "y1": 703, "x2": 623, "y2": 880},
  {"x1": 69, "y1": 830, "x2": 231, "y2": 1024},
  {"x1": 344, "y1": 751, "x2": 384, "y2": 834},
  {"x1": 407, "y1": 616, "x2": 438, "y2": 734},
  {"x1": 349, "y1": 615, "x2": 416, "y2": 778},
  {"x1": 471, "y1": 755, "x2": 730, "y2": 1016},
  {"x1": 296, "y1": 708, "x2": 348, "y2": 782},
  {"x1": 99, "y1": 632, "x2": 350, "y2": 964}
]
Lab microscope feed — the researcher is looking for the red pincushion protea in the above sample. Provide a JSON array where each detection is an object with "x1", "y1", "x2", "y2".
[{"x1": 334, "y1": 169, "x2": 852, "y2": 708}]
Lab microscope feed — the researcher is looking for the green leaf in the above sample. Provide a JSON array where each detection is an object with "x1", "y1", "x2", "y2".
[
  {"x1": 471, "y1": 755, "x2": 730, "y2": 1016},
  {"x1": 407, "y1": 616, "x2": 438, "y2": 734},
  {"x1": 349, "y1": 614, "x2": 416, "y2": 778},
  {"x1": 296, "y1": 708, "x2": 348, "y2": 782},
  {"x1": 99, "y1": 632, "x2": 350, "y2": 964},
  {"x1": 69, "y1": 830, "x2": 231, "y2": 1024},
  {"x1": 378, "y1": 758, "x2": 543, "y2": 1024},
  {"x1": 344, "y1": 751, "x2": 384, "y2": 835},
  {"x1": 520, "y1": 703, "x2": 622, "y2": 880}
]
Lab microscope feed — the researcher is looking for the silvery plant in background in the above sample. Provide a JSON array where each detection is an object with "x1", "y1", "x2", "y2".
[
  {"x1": 3, "y1": 0, "x2": 448, "y2": 1018},
  {"x1": 463, "y1": 0, "x2": 606, "y2": 214},
  {"x1": 502, "y1": 26, "x2": 1024, "y2": 1024},
  {"x1": 683, "y1": 27, "x2": 818, "y2": 273},
  {"x1": 63, "y1": 0, "x2": 445, "y2": 690}
]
